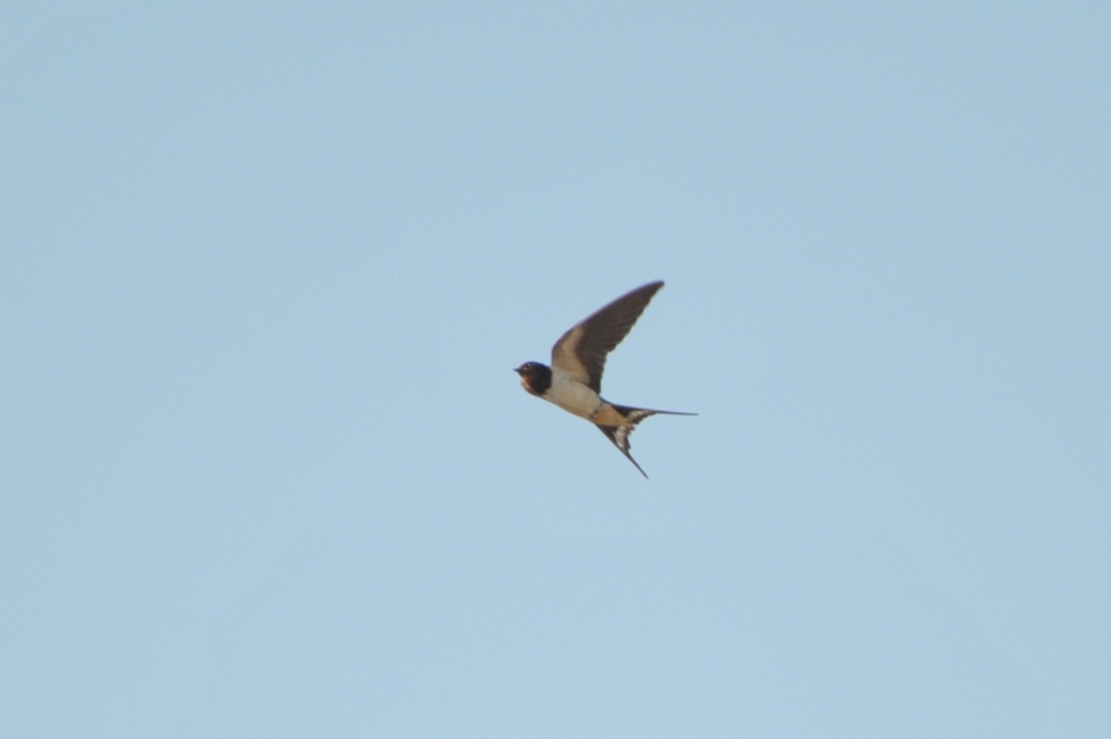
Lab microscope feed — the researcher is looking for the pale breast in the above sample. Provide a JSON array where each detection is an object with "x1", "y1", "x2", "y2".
[{"x1": 544, "y1": 370, "x2": 602, "y2": 419}]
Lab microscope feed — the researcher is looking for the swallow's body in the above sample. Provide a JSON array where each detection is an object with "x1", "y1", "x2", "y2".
[
  {"x1": 515, "y1": 281, "x2": 695, "y2": 477},
  {"x1": 547, "y1": 368, "x2": 606, "y2": 419}
]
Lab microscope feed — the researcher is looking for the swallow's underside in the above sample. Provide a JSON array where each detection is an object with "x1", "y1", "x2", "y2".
[{"x1": 515, "y1": 280, "x2": 695, "y2": 477}]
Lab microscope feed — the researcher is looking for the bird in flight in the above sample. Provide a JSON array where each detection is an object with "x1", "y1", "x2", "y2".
[{"x1": 515, "y1": 280, "x2": 695, "y2": 478}]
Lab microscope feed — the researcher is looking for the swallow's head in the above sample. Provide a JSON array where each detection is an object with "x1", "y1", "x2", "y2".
[{"x1": 514, "y1": 361, "x2": 552, "y2": 397}]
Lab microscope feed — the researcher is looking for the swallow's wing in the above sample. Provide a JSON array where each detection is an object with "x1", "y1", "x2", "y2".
[{"x1": 550, "y1": 281, "x2": 664, "y2": 393}]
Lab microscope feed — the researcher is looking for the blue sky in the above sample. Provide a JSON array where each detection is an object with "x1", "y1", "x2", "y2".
[{"x1": 2, "y1": 3, "x2": 1109, "y2": 737}]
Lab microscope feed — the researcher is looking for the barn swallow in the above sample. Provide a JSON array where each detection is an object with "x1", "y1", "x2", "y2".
[{"x1": 515, "y1": 280, "x2": 695, "y2": 478}]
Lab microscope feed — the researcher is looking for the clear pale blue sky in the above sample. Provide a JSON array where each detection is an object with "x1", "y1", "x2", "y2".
[{"x1": 2, "y1": 3, "x2": 1109, "y2": 737}]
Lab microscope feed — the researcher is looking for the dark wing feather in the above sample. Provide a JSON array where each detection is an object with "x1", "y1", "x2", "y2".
[{"x1": 551, "y1": 281, "x2": 664, "y2": 392}]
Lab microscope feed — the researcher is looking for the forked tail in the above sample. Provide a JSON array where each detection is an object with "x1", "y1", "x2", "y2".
[
  {"x1": 611, "y1": 403, "x2": 698, "y2": 421},
  {"x1": 596, "y1": 403, "x2": 697, "y2": 478}
]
